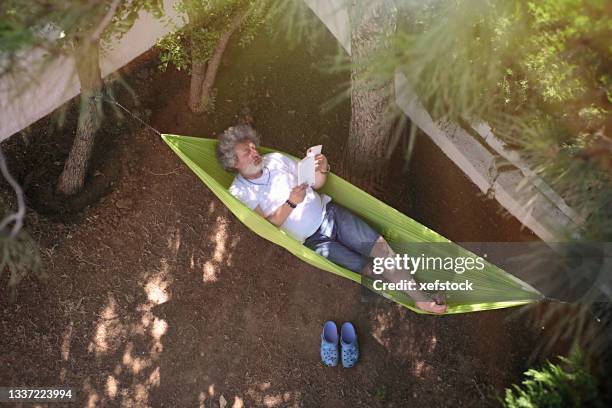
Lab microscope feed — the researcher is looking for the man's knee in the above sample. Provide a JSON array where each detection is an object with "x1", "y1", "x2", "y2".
[{"x1": 369, "y1": 236, "x2": 394, "y2": 258}]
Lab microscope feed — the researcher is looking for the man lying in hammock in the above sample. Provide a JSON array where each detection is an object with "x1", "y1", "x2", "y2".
[{"x1": 216, "y1": 125, "x2": 447, "y2": 314}]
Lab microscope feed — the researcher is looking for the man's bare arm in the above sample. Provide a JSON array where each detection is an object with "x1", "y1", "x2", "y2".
[
  {"x1": 255, "y1": 184, "x2": 307, "y2": 227},
  {"x1": 257, "y1": 202, "x2": 293, "y2": 227}
]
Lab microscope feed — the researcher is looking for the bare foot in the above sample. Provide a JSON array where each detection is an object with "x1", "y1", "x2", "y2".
[
  {"x1": 430, "y1": 292, "x2": 446, "y2": 306},
  {"x1": 415, "y1": 301, "x2": 447, "y2": 314}
]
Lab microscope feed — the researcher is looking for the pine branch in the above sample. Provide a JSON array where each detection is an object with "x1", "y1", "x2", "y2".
[{"x1": 0, "y1": 146, "x2": 25, "y2": 238}]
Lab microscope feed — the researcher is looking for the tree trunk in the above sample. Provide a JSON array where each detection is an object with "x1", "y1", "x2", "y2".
[
  {"x1": 345, "y1": 1, "x2": 397, "y2": 194},
  {"x1": 189, "y1": 10, "x2": 247, "y2": 114},
  {"x1": 56, "y1": 40, "x2": 103, "y2": 195}
]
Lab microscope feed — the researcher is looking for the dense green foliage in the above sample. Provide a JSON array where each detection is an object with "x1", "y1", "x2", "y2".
[
  {"x1": 157, "y1": 0, "x2": 269, "y2": 73},
  {"x1": 379, "y1": 0, "x2": 611, "y2": 240},
  {"x1": 0, "y1": 231, "x2": 43, "y2": 300},
  {"x1": 502, "y1": 349, "x2": 601, "y2": 408}
]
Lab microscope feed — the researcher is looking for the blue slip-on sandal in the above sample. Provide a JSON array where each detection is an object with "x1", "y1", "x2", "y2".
[
  {"x1": 320, "y1": 321, "x2": 339, "y2": 367},
  {"x1": 340, "y1": 322, "x2": 359, "y2": 368}
]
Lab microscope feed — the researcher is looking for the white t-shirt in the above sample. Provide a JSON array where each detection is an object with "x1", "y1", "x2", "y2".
[{"x1": 229, "y1": 152, "x2": 331, "y2": 242}]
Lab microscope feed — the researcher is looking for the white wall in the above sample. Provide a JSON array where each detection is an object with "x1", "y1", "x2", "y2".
[
  {"x1": 304, "y1": 0, "x2": 351, "y2": 55},
  {"x1": 0, "y1": 0, "x2": 346, "y2": 143},
  {"x1": 0, "y1": 0, "x2": 185, "y2": 142}
]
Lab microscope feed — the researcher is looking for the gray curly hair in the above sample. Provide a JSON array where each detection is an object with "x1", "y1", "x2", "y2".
[{"x1": 216, "y1": 125, "x2": 260, "y2": 171}]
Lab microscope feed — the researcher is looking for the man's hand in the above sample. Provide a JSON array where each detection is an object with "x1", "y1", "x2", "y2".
[
  {"x1": 264, "y1": 184, "x2": 307, "y2": 227},
  {"x1": 289, "y1": 184, "x2": 308, "y2": 204},
  {"x1": 313, "y1": 154, "x2": 329, "y2": 190},
  {"x1": 315, "y1": 154, "x2": 329, "y2": 173}
]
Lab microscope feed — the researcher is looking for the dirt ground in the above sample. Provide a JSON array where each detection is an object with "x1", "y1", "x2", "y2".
[{"x1": 0, "y1": 20, "x2": 588, "y2": 408}]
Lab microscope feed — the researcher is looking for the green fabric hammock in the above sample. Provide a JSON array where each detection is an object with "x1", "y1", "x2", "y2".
[{"x1": 162, "y1": 134, "x2": 543, "y2": 314}]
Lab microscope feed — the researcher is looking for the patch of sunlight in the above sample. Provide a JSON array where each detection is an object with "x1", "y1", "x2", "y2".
[
  {"x1": 133, "y1": 383, "x2": 149, "y2": 406},
  {"x1": 87, "y1": 295, "x2": 127, "y2": 357},
  {"x1": 140, "y1": 308, "x2": 154, "y2": 330},
  {"x1": 60, "y1": 321, "x2": 74, "y2": 381},
  {"x1": 208, "y1": 200, "x2": 216, "y2": 214},
  {"x1": 61, "y1": 321, "x2": 73, "y2": 361},
  {"x1": 147, "y1": 367, "x2": 161, "y2": 387},
  {"x1": 101, "y1": 299, "x2": 118, "y2": 319},
  {"x1": 201, "y1": 217, "x2": 229, "y2": 283},
  {"x1": 212, "y1": 217, "x2": 228, "y2": 262},
  {"x1": 87, "y1": 392, "x2": 99, "y2": 408},
  {"x1": 144, "y1": 269, "x2": 171, "y2": 305},
  {"x1": 414, "y1": 360, "x2": 426, "y2": 377},
  {"x1": 106, "y1": 375, "x2": 119, "y2": 399},
  {"x1": 233, "y1": 396, "x2": 244, "y2": 408},
  {"x1": 122, "y1": 342, "x2": 151, "y2": 374},
  {"x1": 203, "y1": 261, "x2": 218, "y2": 282},
  {"x1": 259, "y1": 382, "x2": 271, "y2": 391},
  {"x1": 264, "y1": 394, "x2": 283, "y2": 407},
  {"x1": 199, "y1": 391, "x2": 207, "y2": 408},
  {"x1": 198, "y1": 384, "x2": 218, "y2": 408},
  {"x1": 83, "y1": 378, "x2": 99, "y2": 408},
  {"x1": 82, "y1": 256, "x2": 171, "y2": 407},
  {"x1": 151, "y1": 318, "x2": 168, "y2": 340}
]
